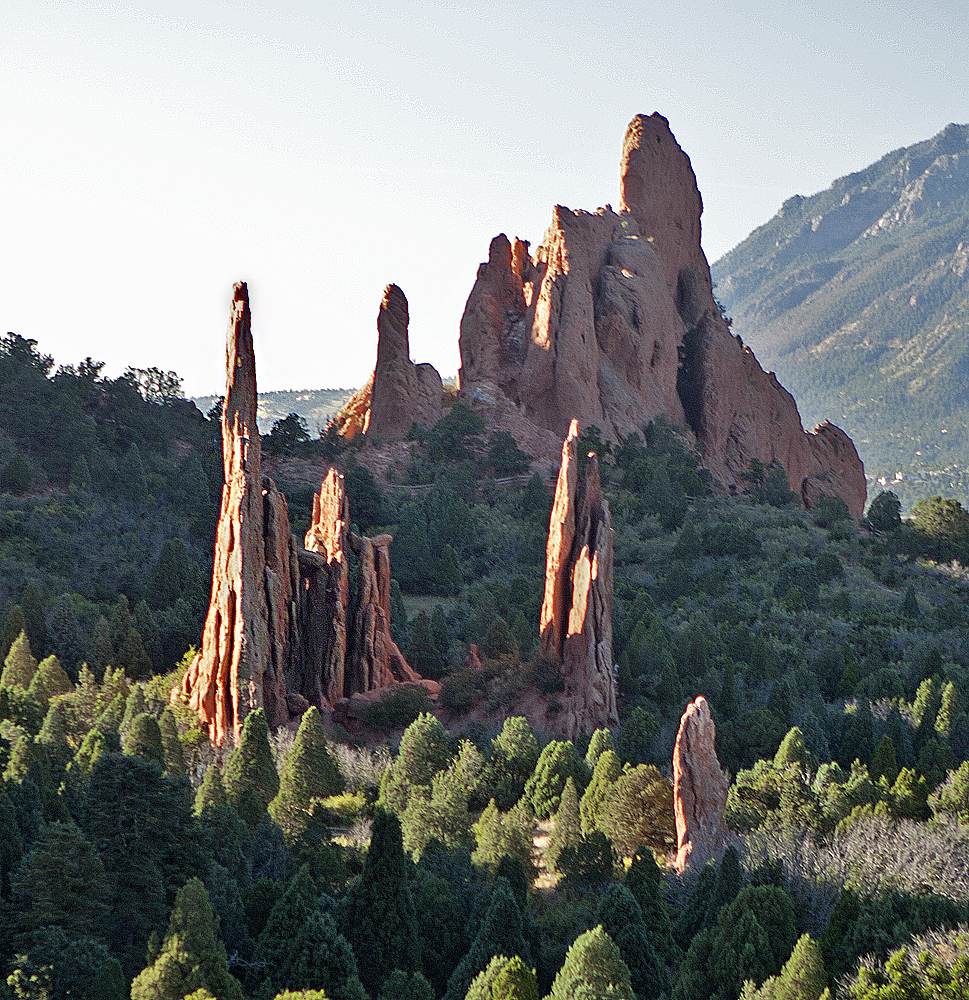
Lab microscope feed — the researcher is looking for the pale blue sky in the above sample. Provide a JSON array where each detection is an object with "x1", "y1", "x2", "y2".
[{"x1": 2, "y1": 0, "x2": 966, "y2": 396}]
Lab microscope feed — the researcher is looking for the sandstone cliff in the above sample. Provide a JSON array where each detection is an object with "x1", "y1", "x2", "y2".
[
  {"x1": 672, "y1": 695, "x2": 729, "y2": 872},
  {"x1": 540, "y1": 419, "x2": 618, "y2": 739},
  {"x1": 180, "y1": 282, "x2": 296, "y2": 745},
  {"x1": 457, "y1": 114, "x2": 866, "y2": 517}
]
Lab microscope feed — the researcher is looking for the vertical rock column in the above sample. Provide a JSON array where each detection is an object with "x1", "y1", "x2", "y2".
[
  {"x1": 180, "y1": 282, "x2": 294, "y2": 745},
  {"x1": 672, "y1": 696, "x2": 729, "y2": 872},
  {"x1": 539, "y1": 419, "x2": 618, "y2": 739}
]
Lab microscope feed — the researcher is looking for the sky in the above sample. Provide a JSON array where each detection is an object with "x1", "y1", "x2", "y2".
[{"x1": 2, "y1": 1, "x2": 967, "y2": 398}]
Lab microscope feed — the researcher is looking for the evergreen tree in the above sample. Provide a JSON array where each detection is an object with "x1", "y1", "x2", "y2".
[
  {"x1": 929, "y1": 760, "x2": 969, "y2": 822},
  {"x1": 774, "y1": 727, "x2": 811, "y2": 771},
  {"x1": 444, "y1": 877, "x2": 530, "y2": 1000},
  {"x1": 487, "y1": 717, "x2": 540, "y2": 810},
  {"x1": 900, "y1": 584, "x2": 920, "y2": 618},
  {"x1": 870, "y1": 736, "x2": 900, "y2": 784},
  {"x1": 148, "y1": 539, "x2": 196, "y2": 609},
  {"x1": 119, "y1": 442, "x2": 149, "y2": 499},
  {"x1": 21, "y1": 583, "x2": 47, "y2": 656},
  {"x1": 438, "y1": 545, "x2": 463, "y2": 596},
  {"x1": 935, "y1": 681, "x2": 958, "y2": 739},
  {"x1": 269, "y1": 706, "x2": 343, "y2": 841},
  {"x1": 584, "y1": 727, "x2": 614, "y2": 769},
  {"x1": 523, "y1": 740, "x2": 588, "y2": 819},
  {"x1": 596, "y1": 883, "x2": 669, "y2": 999},
  {"x1": 119, "y1": 685, "x2": 147, "y2": 739},
  {"x1": 122, "y1": 712, "x2": 166, "y2": 767},
  {"x1": 1, "y1": 451, "x2": 32, "y2": 494},
  {"x1": 13, "y1": 821, "x2": 111, "y2": 939},
  {"x1": 581, "y1": 747, "x2": 622, "y2": 836},
  {"x1": 224, "y1": 708, "x2": 280, "y2": 826},
  {"x1": 195, "y1": 764, "x2": 228, "y2": 814},
  {"x1": 277, "y1": 910, "x2": 366, "y2": 1000},
  {"x1": 0, "y1": 785, "x2": 25, "y2": 896},
  {"x1": 379, "y1": 712, "x2": 452, "y2": 814},
  {"x1": 158, "y1": 707, "x2": 186, "y2": 777},
  {"x1": 130, "y1": 877, "x2": 242, "y2": 1000},
  {"x1": 2, "y1": 630, "x2": 38, "y2": 690},
  {"x1": 69, "y1": 453, "x2": 93, "y2": 493},
  {"x1": 1, "y1": 605, "x2": 27, "y2": 662},
  {"x1": 381, "y1": 970, "x2": 436, "y2": 1000},
  {"x1": 27, "y1": 654, "x2": 72, "y2": 706},
  {"x1": 598, "y1": 764, "x2": 676, "y2": 857},
  {"x1": 464, "y1": 955, "x2": 539, "y2": 1000},
  {"x1": 6, "y1": 926, "x2": 125, "y2": 1000},
  {"x1": 624, "y1": 847, "x2": 677, "y2": 965},
  {"x1": 545, "y1": 777, "x2": 582, "y2": 875},
  {"x1": 340, "y1": 811, "x2": 421, "y2": 996},
  {"x1": 255, "y1": 864, "x2": 318, "y2": 986},
  {"x1": 547, "y1": 926, "x2": 635, "y2": 1000},
  {"x1": 472, "y1": 800, "x2": 534, "y2": 874}
]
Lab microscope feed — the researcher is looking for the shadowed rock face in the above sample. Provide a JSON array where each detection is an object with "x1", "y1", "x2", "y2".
[
  {"x1": 540, "y1": 419, "x2": 618, "y2": 739},
  {"x1": 457, "y1": 114, "x2": 866, "y2": 517},
  {"x1": 181, "y1": 288, "x2": 421, "y2": 746},
  {"x1": 180, "y1": 282, "x2": 296, "y2": 745},
  {"x1": 672, "y1": 696, "x2": 729, "y2": 873}
]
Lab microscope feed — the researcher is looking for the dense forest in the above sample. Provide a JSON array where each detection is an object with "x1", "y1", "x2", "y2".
[{"x1": 3, "y1": 331, "x2": 969, "y2": 999}]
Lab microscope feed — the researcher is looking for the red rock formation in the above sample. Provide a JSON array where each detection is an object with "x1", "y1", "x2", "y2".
[
  {"x1": 672, "y1": 696, "x2": 729, "y2": 873},
  {"x1": 301, "y1": 467, "x2": 350, "y2": 706},
  {"x1": 540, "y1": 420, "x2": 618, "y2": 739},
  {"x1": 361, "y1": 284, "x2": 444, "y2": 441},
  {"x1": 180, "y1": 283, "x2": 295, "y2": 745},
  {"x1": 457, "y1": 114, "x2": 866, "y2": 518}
]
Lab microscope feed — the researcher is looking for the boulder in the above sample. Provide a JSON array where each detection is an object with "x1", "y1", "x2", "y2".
[
  {"x1": 367, "y1": 284, "x2": 444, "y2": 440},
  {"x1": 672, "y1": 695, "x2": 729, "y2": 872},
  {"x1": 539, "y1": 419, "x2": 618, "y2": 739},
  {"x1": 457, "y1": 114, "x2": 866, "y2": 517}
]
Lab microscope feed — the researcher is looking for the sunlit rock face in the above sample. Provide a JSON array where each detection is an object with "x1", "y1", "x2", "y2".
[
  {"x1": 540, "y1": 419, "x2": 618, "y2": 739},
  {"x1": 457, "y1": 114, "x2": 866, "y2": 517},
  {"x1": 672, "y1": 695, "x2": 729, "y2": 873}
]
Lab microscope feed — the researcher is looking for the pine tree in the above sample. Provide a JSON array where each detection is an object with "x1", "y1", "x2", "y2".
[
  {"x1": 158, "y1": 707, "x2": 186, "y2": 777},
  {"x1": 870, "y1": 735, "x2": 899, "y2": 784},
  {"x1": 38, "y1": 701, "x2": 72, "y2": 770},
  {"x1": 929, "y1": 760, "x2": 969, "y2": 822},
  {"x1": 381, "y1": 970, "x2": 436, "y2": 1000},
  {"x1": 21, "y1": 582, "x2": 47, "y2": 655},
  {"x1": 69, "y1": 453, "x2": 92, "y2": 493},
  {"x1": 254, "y1": 864, "x2": 318, "y2": 985},
  {"x1": 624, "y1": 847, "x2": 677, "y2": 965},
  {"x1": 1, "y1": 605, "x2": 27, "y2": 662},
  {"x1": 523, "y1": 740, "x2": 588, "y2": 819},
  {"x1": 472, "y1": 799, "x2": 534, "y2": 873},
  {"x1": 900, "y1": 584, "x2": 920, "y2": 618},
  {"x1": 580, "y1": 749, "x2": 622, "y2": 833},
  {"x1": 277, "y1": 910, "x2": 365, "y2": 1000},
  {"x1": 584, "y1": 728, "x2": 614, "y2": 769},
  {"x1": 223, "y1": 708, "x2": 280, "y2": 825},
  {"x1": 464, "y1": 955, "x2": 539, "y2": 1000},
  {"x1": 130, "y1": 877, "x2": 242, "y2": 1000},
  {"x1": 936, "y1": 681, "x2": 958, "y2": 739},
  {"x1": 444, "y1": 877, "x2": 530, "y2": 1000},
  {"x1": 913, "y1": 677, "x2": 941, "y2": 729},
  {"x1": 119, "y1": 685, "x2": 147, "y2": 739},
  {"x1": 774, "y1": 727, "x2": 811, "y2": 770},
  {"x1": 123, "y1": 712, "x2": 165, "y2": 767},
  {"x1": 1, "y1": 452, "x2": 32, "y2": 494},
  {"x1": 269, "y1": 706, "x2": 343, "y2": 840},
  {"x1": 545, "y1": 777, "x2": 582, "y2": 875},
  {"x1": 596, "y1": 883, "x2": 669, "y2": 999},
  {"x1": 340, "y1": 811, "x2": 421, "y2": 996},
  {"x1": 772, "y1": 933, "x2": 827, "y2": 1000},
  {"x1": 195, "y1": 764, "x2": 228, "y2": 814},
  {"x1": 27, "y1": 654, "x2": 72, "y2": 705},
  {"x1": 547, "y1": 926, "x2": 634, "y2": 1000},
  {"x1": 379, "y1": 712, "x2": 452, "y2": 814},
  {"x1": 598, "y1": 764, "x2": 676, "y2": 857},
  {"x1": 14, "y1": 821, "x2": 111, "y2": 939},
  {"x1": 488, "y1": 716, "x2": 540, "y2": 810},
  {"x1": 2, "y1": 630, "x2": 38, "y2": 690}
]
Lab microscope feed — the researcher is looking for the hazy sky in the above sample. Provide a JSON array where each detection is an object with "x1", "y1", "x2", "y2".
[{"x1": 2, "y1": 1, "x2": 966, "y2": 398}]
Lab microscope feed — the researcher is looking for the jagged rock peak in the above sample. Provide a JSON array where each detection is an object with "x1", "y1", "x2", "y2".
[
  {"x1": 365, "y1": 283, "x2": 444, "y2": 441},
  {"x1": 539, "y1": 419, "x2": 618, "y2": 739},
  {"x1": 672, "y1": 695, "x2": 729, "y2": 873},
  {"x1": 180, "y1": 282, "x2": 294, "y2": 746}
]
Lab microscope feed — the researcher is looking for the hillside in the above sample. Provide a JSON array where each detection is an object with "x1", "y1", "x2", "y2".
[
  {"x1": 192, "y1": 386, "x2": 355, "y2": 434},
  {"x1": 712, "y1": 123, "x2": 969, "y2": 510}
]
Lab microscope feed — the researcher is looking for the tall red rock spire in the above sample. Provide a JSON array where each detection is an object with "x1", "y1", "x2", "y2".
[{"x1": 540, "y1": 420, "x2": 618, "y2": 739}]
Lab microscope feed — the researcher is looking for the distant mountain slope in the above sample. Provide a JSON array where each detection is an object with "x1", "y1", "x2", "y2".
[
  {"x1": 192, "y1": 387, "x2": 355, "y2": 434},
  {"x1": 712, "y1": 123, "x2": 969, "y2": 510}
]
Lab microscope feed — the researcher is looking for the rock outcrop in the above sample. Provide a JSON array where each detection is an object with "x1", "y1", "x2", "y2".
[
  {"x1": 539, "y1": 420, "x2": 618, "y2": 739},
  {"x1": 457, "y1": 114, "x2": 866, "y2": 517},
  {"x1": 180, "y1": 282, "x2": 297, "y2": 745},
  {"x1": 672, "y1": 696, "x2": 729, "y2": 872},
  {"x1": 340, "y1": 284, "x2": 444, "y2": 442},
  {"x1": 182, "y1": 287, "x2": 424, "y2": 746}
]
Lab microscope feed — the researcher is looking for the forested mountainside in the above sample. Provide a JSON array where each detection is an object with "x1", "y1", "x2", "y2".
[
  {"x1": 712, "y1": 123, "x2": 969, "y2": 511},
  {"x1": 5, "y1": 329, "x2": 969, "y2": 997}
]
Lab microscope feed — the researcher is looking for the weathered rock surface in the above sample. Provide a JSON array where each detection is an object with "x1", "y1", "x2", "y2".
[
  {"x1": 180, "y1": 283, "x2": 296, "y2": 745},
  {"x1": 457, "y1": 114, "x2": 866, "y2": 517},
  {"x1": 182, "y1": 287, "x2": 425, "y2": 746},
  {"x1": 362, "y1": 284, "x2": 444, "y2": 441},
  {"x1": 539, "y1": 420, "x2": 618, "y2": 739},
  {"x1": 672, "y1": 695, "x2": 729, "y2": 872}
]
